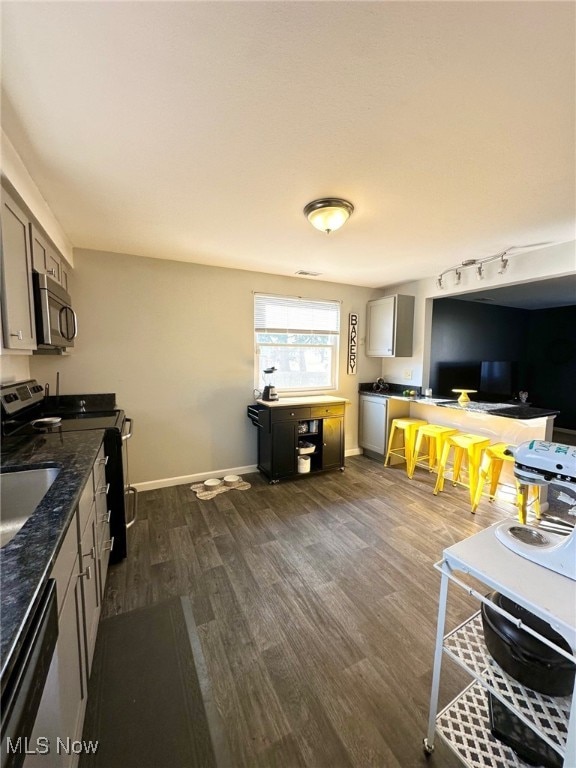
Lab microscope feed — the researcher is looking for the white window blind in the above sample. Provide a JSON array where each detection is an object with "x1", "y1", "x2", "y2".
[
  {"x1": 254, "y1": 294, "x2": 340, "y2": 335},
  {"x1": 254, "y1": 294, "x2": 341, "y2": 392}
]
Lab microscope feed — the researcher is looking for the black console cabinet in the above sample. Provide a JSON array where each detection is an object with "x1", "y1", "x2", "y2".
[{"x1": 247, "y1": 401, "x2": 346, "y2": 483}]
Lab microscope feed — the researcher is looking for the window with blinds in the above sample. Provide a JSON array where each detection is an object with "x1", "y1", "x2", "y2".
[{"x1": 254, "y1": 293, "x2": 340, "y2": 392}]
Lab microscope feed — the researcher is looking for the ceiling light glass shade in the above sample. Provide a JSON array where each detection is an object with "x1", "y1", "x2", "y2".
[{"x1": 303, "y1": 198, "x2": 354, "y2": 234}]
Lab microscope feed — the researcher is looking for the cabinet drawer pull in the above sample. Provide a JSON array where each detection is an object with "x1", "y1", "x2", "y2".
[
  {"x1": 100, "y1": 510, "x2": 111, "y2": 524},
  {"x1": 78, "y1": 565, "x2": 92, "y2": 580},
  {"x1": 46, "y1": 268, "x2": 57, "y2": 276},
  {"x1": 9, "y1": 330, "x2": 23, "y2": 340},
  {"x1": 103, "y1": 536, "x2": 115, "y2": 552},
  {"x1": 82, "y1": 546, "x2": 96, "y2": 560},
  {"x1": 98, "y1": 456, "x2": 109, "y2": 466},
  {"x1": 97, "y1": 483, "x2": 110, "y2": 495}
]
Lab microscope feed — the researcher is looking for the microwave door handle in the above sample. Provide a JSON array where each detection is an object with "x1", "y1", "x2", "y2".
[
  {"x1": 59, "y1": 306, "x2": 77, "y2": 342},
  {"x1": 58, "y1": 306, "x2": 68, "y2": 340},
  {"x1": 67, "y1": 307, "x2": 78, "y2": 340}
]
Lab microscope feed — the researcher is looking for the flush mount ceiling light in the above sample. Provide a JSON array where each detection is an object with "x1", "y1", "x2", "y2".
[
  {"x1": 435, "y1": 244, "x2": 551, "y2": 291},
  {"x1": 303, "y1": 198, "x2": 354, "y2": 234}
]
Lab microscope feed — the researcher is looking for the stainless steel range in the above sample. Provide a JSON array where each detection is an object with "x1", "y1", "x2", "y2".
[{"x1": 0, "y1": 379, "x2": 137, "y2": 562}]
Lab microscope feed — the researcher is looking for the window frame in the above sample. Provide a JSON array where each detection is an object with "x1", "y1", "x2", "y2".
[{"x1": 254, "y1": 293, "x2": 341, "y2": 394}]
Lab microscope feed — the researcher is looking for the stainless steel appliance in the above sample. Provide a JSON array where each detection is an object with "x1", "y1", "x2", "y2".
[
  {"x1": 0, "y1": 580, "x2": 58, "y2": 768},
  {"x1": 495, "y1": 439, "x2": 576, "y2": 580},
  {"x1": 32, "y1": 273, "x2": 77, "y2": 349},
  {"x1": 0, "y1": 380, "x2": 137, "y2": 562}
]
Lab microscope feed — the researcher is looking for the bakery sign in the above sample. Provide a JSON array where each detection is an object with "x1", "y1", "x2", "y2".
[{"x1": 347, "y1": 313, "x2": 358, "y2": 375}]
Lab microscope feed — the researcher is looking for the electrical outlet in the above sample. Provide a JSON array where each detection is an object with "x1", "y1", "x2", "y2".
[{"x1": 404, "y1": 369, "x2": 412, "y2": 380}]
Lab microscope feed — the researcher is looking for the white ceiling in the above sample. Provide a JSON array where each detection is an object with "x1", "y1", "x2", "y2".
[{"x1": 1, "y1": 1, "x2": 575, "y2": 288}]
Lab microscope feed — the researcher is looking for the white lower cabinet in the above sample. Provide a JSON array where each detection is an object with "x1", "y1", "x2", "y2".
[
  {"x1": 80, "y1": 513, "x2": 100, "y2": 676},
  {"x1": 24, "y1": 445, "x2": 109, "y2": 768},
  {"x1": 358, "y1": 394, "x2": 410, "y2": 461},
  {"x1": 359, "y1": 395, "x2": 387, "y2": 457}
]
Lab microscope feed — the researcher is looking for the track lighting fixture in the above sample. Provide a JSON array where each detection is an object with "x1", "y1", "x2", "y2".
[
  {"x1": 498, "y1": 255, "x2": 508, "y2": 275},
  {"x1": 435, "y1": 247, "x2": 535, "y2": 291}
]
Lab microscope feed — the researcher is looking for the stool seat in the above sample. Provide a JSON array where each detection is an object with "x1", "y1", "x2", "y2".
[
  {"x1": 472, "y1": 441, "x2": 541, "y2": 522},
  {"x1": 384, "y1": 418, "x2": 427, "y2": 476},
  {"x1": 433, "y1": 433, "x2": 491, "y2": 509},
  {"x1": 409, "y1": 424, "x2": 459, "y2": 478}
]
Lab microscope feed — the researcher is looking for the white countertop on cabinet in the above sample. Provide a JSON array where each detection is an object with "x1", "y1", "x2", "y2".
[{"x1": 256, "y1": 395, "x2": 349, "y2": 408}]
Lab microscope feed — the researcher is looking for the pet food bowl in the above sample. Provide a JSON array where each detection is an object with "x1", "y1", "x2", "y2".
[
  {"x1": 203, "y1": 478, "x2": 222, "y2": 489},
  {"x1": 223, "y1": 475, "x2": 241, "y2": 486}
]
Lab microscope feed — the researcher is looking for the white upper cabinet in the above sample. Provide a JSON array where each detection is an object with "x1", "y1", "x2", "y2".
[
  {"x1": 366, "y1": 294, "x2": 415, "y2": 357},
  {"x1": 0, "y1": 188, "x2": 37, "y2": 350}
]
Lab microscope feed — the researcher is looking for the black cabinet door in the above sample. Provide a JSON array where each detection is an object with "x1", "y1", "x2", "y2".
[
  {"x1": 321, "y1": 417, "x2": 344, "y2": 469},
  {"x1": 271, "y1": 421, "x2": 298, "y2": 479}
]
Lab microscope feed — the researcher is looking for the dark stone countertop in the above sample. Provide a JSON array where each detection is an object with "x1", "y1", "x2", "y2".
[
  {"x1": 357, "y1": 384, "x2": 559, "y2": 420},
  {"x1": 0, "y1": 429, "x2": 105, "y2": 690}
]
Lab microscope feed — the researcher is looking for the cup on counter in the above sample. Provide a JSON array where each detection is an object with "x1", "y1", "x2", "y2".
[{"x1": 425, "y1": 388, "x2": 433, "y2": 397}]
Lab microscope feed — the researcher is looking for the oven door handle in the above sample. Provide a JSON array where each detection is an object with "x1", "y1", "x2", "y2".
[{"x1": 122, "y1": 417, "x2": 133, "y2": 442}]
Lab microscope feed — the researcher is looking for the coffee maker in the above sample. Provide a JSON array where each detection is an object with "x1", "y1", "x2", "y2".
[{"x1": 262, "y1": 367, "x2": 279, "y2": 401}]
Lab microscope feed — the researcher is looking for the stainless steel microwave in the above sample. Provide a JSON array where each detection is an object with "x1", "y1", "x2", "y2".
[{"x1": 32, "y1": 272, "x2": 77, "y2": 349}]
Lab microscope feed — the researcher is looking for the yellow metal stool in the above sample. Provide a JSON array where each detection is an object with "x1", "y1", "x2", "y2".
[
  {"x1": 409, "y1": 424, "x2": 459, "y2": 479},
  {"x1": 385, "y1": 418, "x2": 427, "y2": 475},
  {"x1": 433, "y1": 433, "x2": 491, "y2": 509},
  {"x1": 472, "y1": 442, "x2": 541, "y2": 522}
]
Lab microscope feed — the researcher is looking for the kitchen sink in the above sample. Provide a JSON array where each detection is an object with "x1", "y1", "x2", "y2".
[{"x1": 0, "y1": 467, "x2": 60, "y2": 547}]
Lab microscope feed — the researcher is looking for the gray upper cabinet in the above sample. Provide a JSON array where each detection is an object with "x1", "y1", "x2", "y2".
[
  {"x1": 30, "y1": 222, "x2": 71, "y2": 290},
  {"x1": 30, "y1": 223, "x2": 61, "y2": 282},
  {"x1": 0, "y1": 189, "x2": 37, "y2": 350},
  {"x1": 366, "y1": 294, "x2": 415, "y2": 357}
]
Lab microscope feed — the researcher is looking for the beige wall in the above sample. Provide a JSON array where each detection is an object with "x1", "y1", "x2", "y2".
[
  {"x1": 30, "y1": 249, "x2": 382, "y2": 486},
  {"x1": 0, "y1": 354, "x2": 31, "y2": 384}
]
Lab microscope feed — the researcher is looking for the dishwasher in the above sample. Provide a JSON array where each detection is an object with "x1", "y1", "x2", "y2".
[
  {"x1": 0, "y1": 580, "x2": 58, "y2": 768},
  {"x1": 359, "y1": 393, "x2": 411, "y2": 461}
]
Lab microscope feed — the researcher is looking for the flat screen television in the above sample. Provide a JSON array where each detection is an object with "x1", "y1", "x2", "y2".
[
  {"x1": 436, "y1": 362, "x2": 481, "y2": 397},
  {"x1": 435, "y1": 360, "x2": 517, "y2": 401},
  {"x1": 480, "y1": 361, "x2": 516, "y2": 397}
]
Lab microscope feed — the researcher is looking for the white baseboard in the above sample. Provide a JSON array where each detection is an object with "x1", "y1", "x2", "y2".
[
  {"x1": 132, "y1": 464, "x2": 258, "y2": 492},
  {"x1": 132, "y1": 451, "x2": 364, "y2": 492}
]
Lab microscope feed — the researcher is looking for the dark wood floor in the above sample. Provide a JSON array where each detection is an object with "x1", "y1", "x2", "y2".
[{"x1": 103, "y1": 455, "x2": 517, "y2": 768}]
